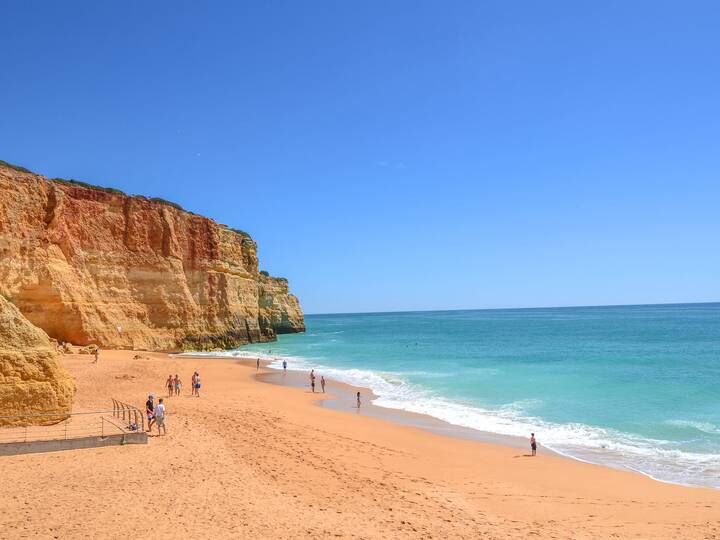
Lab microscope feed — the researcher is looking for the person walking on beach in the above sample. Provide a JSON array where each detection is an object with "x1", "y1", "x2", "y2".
[
  {"x1": 256, "y1": 358, "x2": 260, "y2": 371},
  {"x1": 530, "y1": 433, "x2": 537, "y2": 456},
  {"x1": 356, "y1": 391, "x2": 361, "y2": 409},
  {"x1": 320, "y1": 376, "x2": 326, "y2": 393},
  {"x1": 93, "y1": 348, "x2": 99, "y2": 364},
  {"x1": 155, "y1": 398, "x2": 166, "y2": 436},
  {"x1": 191, "y1": 372, "x2": 197, "y2": 396},
  {"x1": 166, "y1": 375, "x2": 174, "y2": 397},
  {"x1": 194, "y1": 372, "x2": 201, "y2": 397},
  {"x1": 145, "y1": 394, "x2": 155, "y2": 432},
  {"x1": 174, "y1": 374, "x2": 182, "y2": 396},
  {"x1": 310, "y1": 369, "x2": 316, "y2": 393},
  {"x1": 282, "y1": 359, "x2": 287, "y2": 373}
]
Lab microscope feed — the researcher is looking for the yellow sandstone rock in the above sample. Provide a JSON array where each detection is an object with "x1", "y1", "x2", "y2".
[
  {"x1": 0, "y1": 296, "x2": 75, "y2": 425},
  {"x1": 0, "y1": 162, "x2": 304, "y2": 351}
]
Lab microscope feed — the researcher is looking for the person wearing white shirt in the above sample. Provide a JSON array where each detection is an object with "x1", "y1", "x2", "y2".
[{"x1": 154, "y1": 398, "x2": 167, "y2": 436}]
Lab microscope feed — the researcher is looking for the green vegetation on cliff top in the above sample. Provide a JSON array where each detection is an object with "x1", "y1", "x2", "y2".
[
  {"x1": 50, "y1": 177, "x2": 127, "y2": 196},
  {"x1": 0, "y1": 158, "x2": 251, "y2": 239},
  {"x1": 0, "y1": 159, "x2": 32, "y2": 174}
]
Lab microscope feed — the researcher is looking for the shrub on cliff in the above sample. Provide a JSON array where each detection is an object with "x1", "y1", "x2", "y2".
[
  {"x1": 0, "y1": 159, "x2": 32, "y2": 173},
  {"x1": 51, "y1": 177, "x2": 126, "y2": 196},
  {"x1": 230, "y1": 228, "x2": 251, "y2": 238},
  {"x1": 148, "y1": 197, "x2": 185, "y2": 211}
]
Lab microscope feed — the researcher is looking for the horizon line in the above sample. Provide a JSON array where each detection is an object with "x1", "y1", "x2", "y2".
[{"x1": 305, "y1": 300, "x2": 720, "y2": 317}]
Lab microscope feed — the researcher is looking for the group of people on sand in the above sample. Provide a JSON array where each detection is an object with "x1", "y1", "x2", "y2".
[
  {"x1": 145, "y1": 394, "x2": 166, "y2": 436},
  {"x1": 309, "y1": 369, "x2": 326, "y2": 394},
  {"x1": 163, "y1": 372, "x2": 201, "y2": 397},
  {"x1": 144, "y1": 371, "x2": 203, "y2": 435},
  {"x1": 165, "y1": 374, "x2": 182, "y2": 396},
  {"x1": 308, "y1": 369, "x2": 361, "y2": 408}
]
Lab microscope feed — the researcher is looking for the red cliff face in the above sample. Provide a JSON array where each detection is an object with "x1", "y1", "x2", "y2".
[{"x1": 0, "y1": 163, "x2": 305, "y2": 350}]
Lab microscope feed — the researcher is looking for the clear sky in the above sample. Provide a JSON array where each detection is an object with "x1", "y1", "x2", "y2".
[{"x1": 2, "y1": 1, "x2": 719, "y2": 314}]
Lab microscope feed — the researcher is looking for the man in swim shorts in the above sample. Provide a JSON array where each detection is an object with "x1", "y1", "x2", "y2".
[{"x1": 145, "y1": 394, "x2": 155, "y2": 432}]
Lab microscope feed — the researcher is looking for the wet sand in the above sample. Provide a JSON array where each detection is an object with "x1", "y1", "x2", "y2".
[
  {"x1": 1, "y1": 350, "x2": 719, "y2": 539},
  {"x1": 255, "y1": 363, "x2": 542, "y2": 452}
]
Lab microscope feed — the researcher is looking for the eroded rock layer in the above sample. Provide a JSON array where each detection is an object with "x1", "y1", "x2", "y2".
[
  {"x1": 0, "y1": 296, "x2": 75, "y2": 424},
  {"x1": 0, "y1": 163, "x2": 305, "y2": 351}
]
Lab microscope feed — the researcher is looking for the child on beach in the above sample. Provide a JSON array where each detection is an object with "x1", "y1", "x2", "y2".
[
  {"x1": 321, "y1": 376, "x2": 326, "y2": 393},
  {"x1": 155, "y1": 398, "x2": 166, "y2": 436},
  {"x1": 166, "y1": 375, "x2": 174, "y2": 397}
]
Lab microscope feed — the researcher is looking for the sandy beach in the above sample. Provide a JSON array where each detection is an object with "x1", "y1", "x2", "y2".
[{"x1": 1, "y1": 350, "x2": 719, "y2": 539}]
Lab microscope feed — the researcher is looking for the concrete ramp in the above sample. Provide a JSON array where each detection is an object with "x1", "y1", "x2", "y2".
[{"x1": 0, "y1": 431, "x2": 147, "y2": 456}]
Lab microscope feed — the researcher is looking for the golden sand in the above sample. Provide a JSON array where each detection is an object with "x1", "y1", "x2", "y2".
[{"x1": 1, "y1": 350, "x2": 718, "y2": 539}]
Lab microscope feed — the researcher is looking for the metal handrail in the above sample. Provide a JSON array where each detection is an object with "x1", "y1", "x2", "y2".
[
  {"x1": 111, "y1": 398, "x2": 145, "y2": 432},
  {"x1": 0, "y1": 410, "x2": 117, "y2": 420},
  {"x1": 0, "y1": 409, "x2": 127, "y2": 444}
]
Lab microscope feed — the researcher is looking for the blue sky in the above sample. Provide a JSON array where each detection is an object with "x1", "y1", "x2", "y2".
[{"x1": 2, "y1": 1, "x2": 719, "y2": 313}]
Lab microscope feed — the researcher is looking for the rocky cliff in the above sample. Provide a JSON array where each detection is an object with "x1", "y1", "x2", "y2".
[
  {"x1": 0, "y1": 161, "x2": 305, "y2": 351},
  {"x1": 0, "y1": 295, "x2": 75, "y2": 425}
]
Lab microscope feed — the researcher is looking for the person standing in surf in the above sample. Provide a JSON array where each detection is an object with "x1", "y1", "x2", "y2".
[
  {"x1": 283, "y1": 359, "x2": 287, "y2": 373},
  {"x1": 320, "y1": 375, "x2": 326, "y2": 393},
  {"x1": 310, "y1": 369, "x2": 316, "y2": 392},
  {"x1": 356, "y1": 391, "x2": 361, "y2": 409},
  {"x1": 530, "y1": 433, "x2": 537, "y2": 456}
]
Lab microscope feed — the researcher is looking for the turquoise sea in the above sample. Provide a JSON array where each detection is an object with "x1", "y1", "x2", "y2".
[{"x1": 219, "y1": 304, "x2": 720, "y2": 488}]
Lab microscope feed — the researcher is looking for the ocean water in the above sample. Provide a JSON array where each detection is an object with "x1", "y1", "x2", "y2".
[{"x1": 204, "y1": 304, "x2": 720, "y2": 488}]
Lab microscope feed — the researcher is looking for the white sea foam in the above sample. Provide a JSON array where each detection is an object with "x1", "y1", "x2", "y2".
[
  {"x1": 665, "y1": 419, "x2": 720, "y2": 435},
  {"x1": 180, "y1": 349, "x2": 720, "y2": 489}
]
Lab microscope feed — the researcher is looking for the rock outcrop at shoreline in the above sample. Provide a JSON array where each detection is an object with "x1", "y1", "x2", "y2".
[
  {"x1": 0, "y1": 161, "x2": 305, "y2": 351},
  {"x1": 0, "y1": 296, "x2": 75, "y2": 425}
]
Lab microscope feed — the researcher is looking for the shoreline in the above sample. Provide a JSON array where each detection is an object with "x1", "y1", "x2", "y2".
[
  {"x1": 3, "y1": 349, "x2": 719, "y2": 539},
  {"x1": 251, "y1": 359, "x2": 552, "y2": 454},
  {"x1": 183, "y1": 352, "x2": 712, "y2": 490}
]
